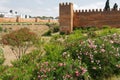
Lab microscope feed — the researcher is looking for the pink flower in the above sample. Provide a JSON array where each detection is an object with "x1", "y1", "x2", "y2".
[
  {"x1": 101, "y1": 49, "x2": 105, "y2": 53},
  {"x1": 82, "y1": 69, "x2": 87, "y2": 75},
  {"x1": 38, "y1": 75, "x2": 41, "y2": 79},
  {"x1": 110, "y1": 40, "x2": 114, "y2": 44},
  {"x1": 75, "y1": 70, "x2": 80, "y2": 77},
  {"x1": 44, "y1": 62, "x2": 49, "y2": 66},
  {"x1": 58, "y1": 63, "x2": 64, "y2": 67},
  {"x1": 81, "y1": 67, "x2": 87, "y2": 75}
]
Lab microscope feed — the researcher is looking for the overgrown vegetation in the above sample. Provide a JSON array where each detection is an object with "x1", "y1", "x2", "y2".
[
  {"x1": 43, "y1": 23, "x2": 60, "y2": 36},
  {"x1": 0, "y1": 26, "x2": 120, "y2": 80}
]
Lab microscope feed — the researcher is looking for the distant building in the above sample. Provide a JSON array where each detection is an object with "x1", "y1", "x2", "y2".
[{"x1": 0, "y1": 11, "x2": 30, "y2": 18}]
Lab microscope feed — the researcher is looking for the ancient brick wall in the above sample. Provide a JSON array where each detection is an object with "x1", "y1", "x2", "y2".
[
  {"x1": 0, "y1": 17, "x2": 58, "y2": 23},
  {"x1": 59, "y1": 2, "x2": 120, "y2": 33},
  {"x1": 74, "y1": 9, "x2": 120, "y2": 28},
  {"x1": 59, "y1": 3, "x2": 73, "y2": 34}
]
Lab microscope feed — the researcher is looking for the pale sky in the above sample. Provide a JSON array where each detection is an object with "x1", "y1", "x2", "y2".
[{"x1": 0, "y1": 0, "x2": 120, "y2": 17}]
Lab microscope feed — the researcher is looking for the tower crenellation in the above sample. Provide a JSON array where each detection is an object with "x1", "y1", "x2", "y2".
[
  {"x1": 59, "y1": 2, "x2": 73, "y2": 6},
  {"x1": 59, "y1": 2, "x2": 73, "y2": 34},
  {"x1": 85, "y1": 9, "x2": 87, "y2": 12}
]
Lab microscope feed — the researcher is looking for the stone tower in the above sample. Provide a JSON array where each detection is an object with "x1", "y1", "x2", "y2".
[{"x1": 59, "y1": 3, "x2": 73, "y2": 34}]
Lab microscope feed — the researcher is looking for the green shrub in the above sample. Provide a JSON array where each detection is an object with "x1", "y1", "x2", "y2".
[
  {"x1": 37, "y1": 60, "x2": 89, "y2": 80},
  {"x1": 44, "y1": 42, "x2": 64, "y2": 61},
  {"x1": 0, "y1": 48, "x2": 4, "y2": 65},
  {"x1": 87, "y1": 31, "x2": 97, "y2": 38},
  {"x1": 43, "y1": 30, "x2": 51, "y2": 36},
  {"x1": 1, "y1": 28, "x2": 38, "y2": 59},
  {"x1": 65, "y1": 33, "x2": 120, "y2": 80},
  {"x1": 60, "y1": 31, "x2": 65, "y2": 35},
  {"x1": 53, "y1": 26, "x2": 59, "y2": 33},
  {"x1": 102, "y1": 25, "x2": 111, "y2": 29},
  {"x1": 97, "y1": 28, "x2": 120, "y2": 37},
  {"x1": 1, "y1": 27, "x2": 120, "y2": 80},
  {"x1": 0, "y1": 26, "x2": 3, "y2": 32}
]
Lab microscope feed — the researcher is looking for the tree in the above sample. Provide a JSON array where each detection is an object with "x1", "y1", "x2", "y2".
[
  {"x1": 15, "y1": 11, "x2": 17, "y2": 14},
  {"x1": 0, "y1": 14, "x2": 4, "y2": 18},
  {"x1": 25, "y1": 15, "x2": 27, "y2": 18},
  {"x1": 104, "y1": 0, "x2": 110, "y2": 11},
  {"x1": 113, "y1": 3, "x2": 118, "y2": 10},
  {"x1": 1, "y1": 28, "x2": 38, "y2": 59},
  {"x1": 9, "y1": 10, "x2": 13, "y2": 14}
]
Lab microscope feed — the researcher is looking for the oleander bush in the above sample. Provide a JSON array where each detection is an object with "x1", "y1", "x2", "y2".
[
  {"x1": 65, "y1": 33, "x2": 120, "y2": 80},
  {"x1": 37, "y1": 60, "x2": 89, "y2": 80},
  {"x1": 0, "y1": 27, "x2": 120, "y2": 80}
]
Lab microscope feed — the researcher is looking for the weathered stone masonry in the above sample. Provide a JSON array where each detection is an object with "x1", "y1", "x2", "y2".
[{"x1": 59, "y1": 2, "x2": 120, "y2": 33}]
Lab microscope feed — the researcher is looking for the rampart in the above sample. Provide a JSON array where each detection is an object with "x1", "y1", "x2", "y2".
[
  {"x1": 59, "y1": 2, "x2": 120, "y2": 33},
  {"x1": 0, "y1": 17, "x2": 58, "y2": 23}
]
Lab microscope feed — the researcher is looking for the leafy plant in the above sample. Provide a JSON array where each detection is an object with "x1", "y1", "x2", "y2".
[
  {"x1": 37, "y1": 60, "x2": 89, "y2": 80},
  {"x1": 1, "y1": 28, "x2": 38, "y2": 59},
  {"x1": 65, "y1": 33, "x2": 120, "y2": 80},
  {"x1": 0, "y1": 48, "x2": 4, "y2": 65},
  {"x1": 0, "y1": 26, "x2": 3, "y2": 32},
  {"x1": 43, "y1": 30, "x2": 51, "y2": 36}
]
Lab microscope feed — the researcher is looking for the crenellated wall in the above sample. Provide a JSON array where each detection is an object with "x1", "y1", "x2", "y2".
[
  {"x1": 59, "y1": 2, "x2": 120, "y2": 33},
  {"x1": 74, "y1": 8, "x2": 120, "y2": 28}
]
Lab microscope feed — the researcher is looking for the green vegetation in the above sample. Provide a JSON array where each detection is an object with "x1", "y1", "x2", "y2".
[
  {"x1": 0, "y1": 26, "x2": 120, "y2": 80},
  {"x1": 0, "y1": 48, "x2": 4, "y2": 65},
  {"x1": 1, "y1": 28, "x2": 38, "y2": 59},
  {"x1": 0, "y1": 26, "x2": 3, "y2": 32},
  {"x1": 43, "y1": 23, "x2": 60, "y2": 36}
]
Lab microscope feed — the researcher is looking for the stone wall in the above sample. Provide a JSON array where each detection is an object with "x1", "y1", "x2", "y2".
[
  {"x1": 74, "y1": 9, "x2": 120, "y2": 28},
  {"x1": 59, "y1": 3, "x2": 73, "y2": 34},
  {"x1": 0, "y1": 17, "x2": 58, "y2": 23},
  {"x1": 59, "y1": 2, "x2": 120, "y2": 33}
]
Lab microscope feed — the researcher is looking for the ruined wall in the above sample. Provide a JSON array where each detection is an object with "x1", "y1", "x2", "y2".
[{"x1": 59, "y1": 2, "x2": 120, "y2": 33}]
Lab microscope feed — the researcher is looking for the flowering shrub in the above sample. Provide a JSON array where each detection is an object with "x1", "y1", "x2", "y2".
[
  {"x1": 37, "y1": 60, "x2": 89, "y2": 80},
  {"x1": 1, "y1": 28, "x2": 120, "y2": 80},
  {"x1": 66, "y1": 33, "x2": 120, "y2": 80}
]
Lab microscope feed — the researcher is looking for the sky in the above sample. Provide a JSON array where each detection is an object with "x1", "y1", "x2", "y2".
[{"x1": 0, "y1": 0, "x2": 120, "y2": 17}]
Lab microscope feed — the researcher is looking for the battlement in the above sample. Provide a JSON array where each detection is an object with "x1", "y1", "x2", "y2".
[
  {"x1": 74, "y1": 8, "x2": 120, "y2": 13},
  {"x1": 59, "y1": 2, "x2": 73, "y2": 6}
]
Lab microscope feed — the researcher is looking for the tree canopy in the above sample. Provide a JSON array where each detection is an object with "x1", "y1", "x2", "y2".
[
  {"x1": 104, "y1": 0, "x2": 110, "y2": 11},
  {"x1": 113, "y1": 3, "x2": 118, "y2": 10},
  {"x1": 2, "y1": 28, "x2": 38, "y2": 59}
]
